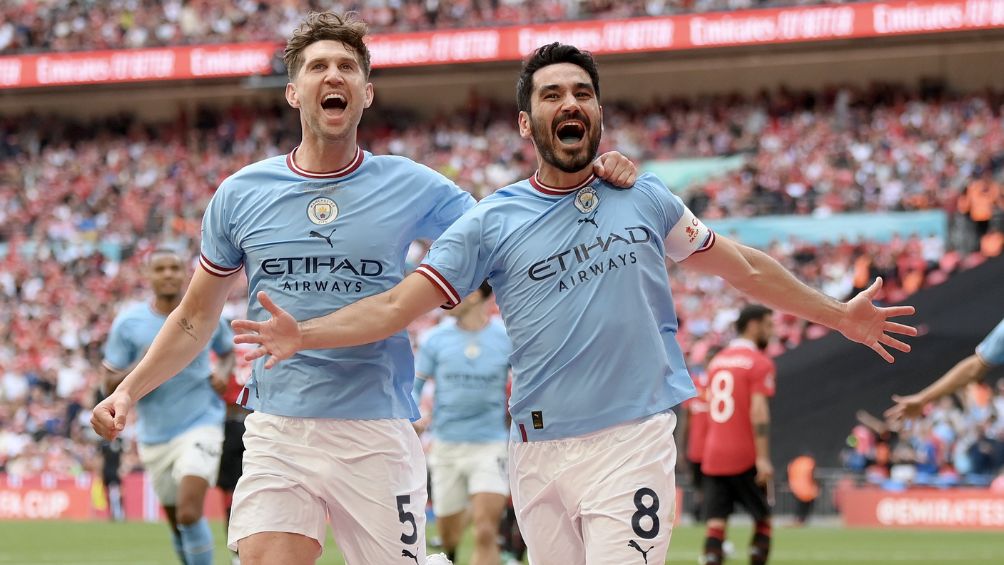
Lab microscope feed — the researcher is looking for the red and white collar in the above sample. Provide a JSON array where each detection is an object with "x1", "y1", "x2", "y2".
[
  {"x1": 286, "y1": 146, "x2": 364, "y2": 179},
  {"x1": 528, "y1": 171, "x2": 596, "y2": 196}
]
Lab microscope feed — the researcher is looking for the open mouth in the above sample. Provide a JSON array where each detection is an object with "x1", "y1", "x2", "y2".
[
  {"x1": 555, "y1": 120, "x2": 586, "y2": 145},
  {"x1": 321, "y1": 93, "x2": 348, "y2": 111}
]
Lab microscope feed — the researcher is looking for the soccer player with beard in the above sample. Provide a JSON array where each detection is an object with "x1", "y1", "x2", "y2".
[
  {"x1": 230, "y1": 43, "x2": 917, "y2": 564},
  {"x1": 700, "y1": 305, "x2": 777, "y2": 565},
  {"x1": 91, "y1": 15, "x2": 636, "y2": 565},
  {"x1": 101, "y1": 249, "x2": 235, "y2": 565}
]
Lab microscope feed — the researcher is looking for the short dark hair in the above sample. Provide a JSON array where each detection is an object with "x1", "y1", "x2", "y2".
[
  {"x1": 478, "y1": 280, "x2": 493, "y2": 299},
  {"x1": 284, "y1": 12, "x2": 371, "y2": 81},
  {"x1": 516, "y1": 42, "x2": 601, "y2": 114},
  {"x1": 736, "y1": 304, "x2": 772, "y2": 334}
]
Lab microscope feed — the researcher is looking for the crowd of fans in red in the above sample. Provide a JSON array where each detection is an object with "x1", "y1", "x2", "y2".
[
  {"x1": 1, "y1": 84, "x2": 1002, "y2": 478},
  {"x1": 1, "y1": 0, "x2": 862, "y2": 55}
]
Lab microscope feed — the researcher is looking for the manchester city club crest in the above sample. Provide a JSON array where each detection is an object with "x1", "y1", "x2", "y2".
[
  {"x1": 464, "y1": 342, "x2": 481, "y2": 360},
  {"x1": 574, "y1": 185, "x2": 599, "y2": 214},
  {"x1": 307, "y1": 197, "x2": 338, "y2": 225}
]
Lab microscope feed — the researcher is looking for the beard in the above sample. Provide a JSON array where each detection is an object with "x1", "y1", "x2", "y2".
[
  {"x1": 529, "y1": 110, "x2": 601, "y2": 174},
  {"x1": 756, "y1": 335, "x2": 770, "y2": 350}
]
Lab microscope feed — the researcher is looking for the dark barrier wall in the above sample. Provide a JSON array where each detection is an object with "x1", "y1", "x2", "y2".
[{"x1": 772, "y1": 256, "x2": 1004, "y2": 467}]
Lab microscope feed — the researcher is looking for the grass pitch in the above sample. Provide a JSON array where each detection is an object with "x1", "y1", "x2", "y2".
[{"x1": 0, "y1": 520, "x2": 1000, "y2": 564}]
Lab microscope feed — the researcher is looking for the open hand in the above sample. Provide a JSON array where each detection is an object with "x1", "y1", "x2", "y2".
[
  {"x1": 884, "y1": 393, "x2": 927, "y2": 423},
  {"x1": 232, "y1": 291, "x2": 302, "y2": 369},
  {"x1": 592, "y1": 151, "x2": 637, "y2": 188},
  {"x1": 837, "y1": 278, "x2": 917, "y2": 363}
]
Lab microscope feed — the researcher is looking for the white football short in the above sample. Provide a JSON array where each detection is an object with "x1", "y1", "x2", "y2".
[
  {"x1": 227, "y1": 412, "x2": 428, "y2": 564},
  {"x1": 428, "y1": 440, "x2": 509, "y2": 517},
  {"x1": 509, "y1": 411, "x2": 678, "y2": 565},
  {"x1": 138, "y1": 424, "x2": 223, "y2": 507}
]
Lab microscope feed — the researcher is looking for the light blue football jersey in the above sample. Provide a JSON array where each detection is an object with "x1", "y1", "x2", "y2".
[
  {"x1": 103, "y1": 304, "x2": 232, "y2": 444},
  {"x1": 976, "y1": 318, "x2": 1004, "y2": 366},
  {"x1": 414, "y1": 318, "x2": 512, "y2": 443},
  {"x1": 200, "y1": 148, "x2": 475, "y2": 419},
  {"x1": 418, "y1": 172, "x2": 712, "y2": 442}
]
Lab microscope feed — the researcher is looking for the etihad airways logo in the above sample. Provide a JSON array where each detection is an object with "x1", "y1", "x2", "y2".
[
  {"x1": 528, "y1": 226, "x2": 651, "y2": 282},
  {"x1": 260, "y1": 256, "x2": 384, "y2": 277}
]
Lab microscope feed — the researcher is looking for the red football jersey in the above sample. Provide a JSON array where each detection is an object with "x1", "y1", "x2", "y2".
[
  {"x1": 684, "y1": 371, "x2": 709, "y2": 464},
  {"x1": 700, "y1": 339, "x2": 776, "y2": 476}
]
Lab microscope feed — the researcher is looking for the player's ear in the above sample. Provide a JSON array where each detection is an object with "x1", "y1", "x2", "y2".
[
  {"x1": 363, "y1": 82, "x2": 374, "y2": 109},
  {"x1": 518, "y1": 111, "x2": 532, "y2": 140},
  {"x1": 285, "y1": 82, "x2": 300, "y2": 109}
]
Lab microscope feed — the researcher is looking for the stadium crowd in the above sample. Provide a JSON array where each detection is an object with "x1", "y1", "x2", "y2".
[
  {"x1": 3, "y1": 0, "x2": 865, "y2": 55},
  {"x1": 1, "y1": 84, "x2": 1002, "y2": 479}
]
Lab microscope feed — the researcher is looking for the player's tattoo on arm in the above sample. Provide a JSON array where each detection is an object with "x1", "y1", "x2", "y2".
[
  {"x1": 755, "y1": 423, "x2": 769, "y2": 437},
  {"x1": 177, "y1": 317, "x2": 197, "y2": 341}
]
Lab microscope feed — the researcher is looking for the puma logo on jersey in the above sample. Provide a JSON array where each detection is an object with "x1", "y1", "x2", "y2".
[
  {"x1": 401, "y1": 549, "x2": 419, "y2": 564},
  {"x1": 628, "y1": 540, "x2": 654, "y2": 563},
  {"x1": 577, "y1": 211, "x2": 598, "y2": 228},
  {"x1": 309, "y1": 228, "x2": 337, "y2": 248}
]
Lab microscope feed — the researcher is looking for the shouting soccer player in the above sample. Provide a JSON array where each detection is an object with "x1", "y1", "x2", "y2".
[
  {"x1": 413, "y1": 282, "x2": 512, "y2": 565},
  {"x1": 700, "y1": 305, "x2": 776, "y2": 565},
  {"x1": 100, "y1": 248, "x2": 234, "y2": 565},
  {"x1": 91, "y1": 14, "x2": 636, "y2": 565},
  {"x1": 230, "y1": 43, "x2": 917, "y2": 565}
]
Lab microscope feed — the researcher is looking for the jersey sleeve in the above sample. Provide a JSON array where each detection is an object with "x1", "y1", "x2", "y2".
[
  {"x1": 639, "y1": 173, "x2": 715, "y2": 262},
  {"x1": 415, "y1": 207, "x2": 494, "y2": 309},
  {"x1": 199, "y1": 184, "x2": 244, "y2": 277},
  {"x1": 975, "y1": 318, "x2": 1004, "y2": 367},
  {"x1": 102, "y1": 316, "x2": 136, "y2": 372},
  {"x1": 415, "y1": 168, "x2": 477, "y2": 240},
  {"x1": 752, "y1": 358, "x2": 777, "y2": 398},
  {"x1": 210, "y1": 318, "x2": 234, "y2": 356}
]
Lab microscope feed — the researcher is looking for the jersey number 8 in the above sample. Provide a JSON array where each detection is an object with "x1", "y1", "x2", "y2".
[{"x1": 709, "y1": 370, "x2": 735, "y2": 424}]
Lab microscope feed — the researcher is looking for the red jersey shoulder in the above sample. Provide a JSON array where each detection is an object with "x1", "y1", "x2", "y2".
[{"x1": 751, "y1": 351, "x2": 776, "y2": 397}]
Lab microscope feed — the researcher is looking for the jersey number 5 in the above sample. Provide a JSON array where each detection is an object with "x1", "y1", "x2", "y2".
[
  {"x1": 709, "y1": 370, "x2": 735, "y2": 424},
  {"x1": 397, "y1": 495, "x2": 418, "y2": 545}
]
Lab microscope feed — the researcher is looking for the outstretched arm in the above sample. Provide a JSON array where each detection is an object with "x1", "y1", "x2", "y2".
[
  {"x1": 91, "y1": 267, "x2": 240, "y2": 439},
  {"x1": 885, "y1": 355, "x2": 990, "y2": 421},
  {"x1": 679, "y1": 235, "x2": 917, "y2": 362},
  {"x1": 233, "y1": 272, "x2": 446, "y2": 369}
]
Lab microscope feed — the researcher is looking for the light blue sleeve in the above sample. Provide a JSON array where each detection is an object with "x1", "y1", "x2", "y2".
[
  {"x1": 976, "y1": 318, "x2": 1004, "y2": 366},
  {"x1": 637, "y1": 173, "x2": 715, "y2": 262},
  {"x1": 210, "y1": 318, "x2": 234, "y2": 356},
  {"x1": 415, "y1": 167, "x2": 477, "y2": 240},
  {"x1": 102, "y1": 316, "x2": 136, "y2": 372},
  {"x1": 199, "y1": 184, "x2": 244, "y2": 274},
  {"x1": 415, "y1": 332, "x2": 438, "y2": 378},
  {"x1": 417, "y1": 207, "x2": 494, "y2": 309}
]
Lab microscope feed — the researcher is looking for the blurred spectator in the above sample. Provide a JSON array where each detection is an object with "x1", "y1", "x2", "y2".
[
  {"x1": 1, "y1": 83, "x2": 1002, "y2": 479},
  {"x1": 0, "y1": 0, "x2": 873, "y2": 55}
]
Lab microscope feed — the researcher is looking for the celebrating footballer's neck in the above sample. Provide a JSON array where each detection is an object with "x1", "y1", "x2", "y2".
[
  {"x1": 286, "y1": 39, "x2": 373, "y2": 173},
  {"x1": 519, "y1": 62, "x2": 603, "y2": 189}
]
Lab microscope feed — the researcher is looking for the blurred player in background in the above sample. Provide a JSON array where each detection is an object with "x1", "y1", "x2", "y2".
[
  {"x1": 679, "y1": 348, "x2": 714, "y2": 523},
  {"x1": 886, "y1": 317, "x2": 1004, "y2": 421},
  {"x1": 700, "y1": 304, "x2": 776, "y2": 565},
  {"x1": 218, "y1": 369, "x2": 251, "y2": 565},
  {"x1": 413, "y1": 281, "x2": 512, "y2": 565},
  {"x1": 99, "y1": 248, "x2": 235, "y2": 565},
  {"x1": 91, "y1": 12, "x2": 635, "y2": 565},
  {"x1": 230, "y1": 43, "x2": 917, "y2": 565}
]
